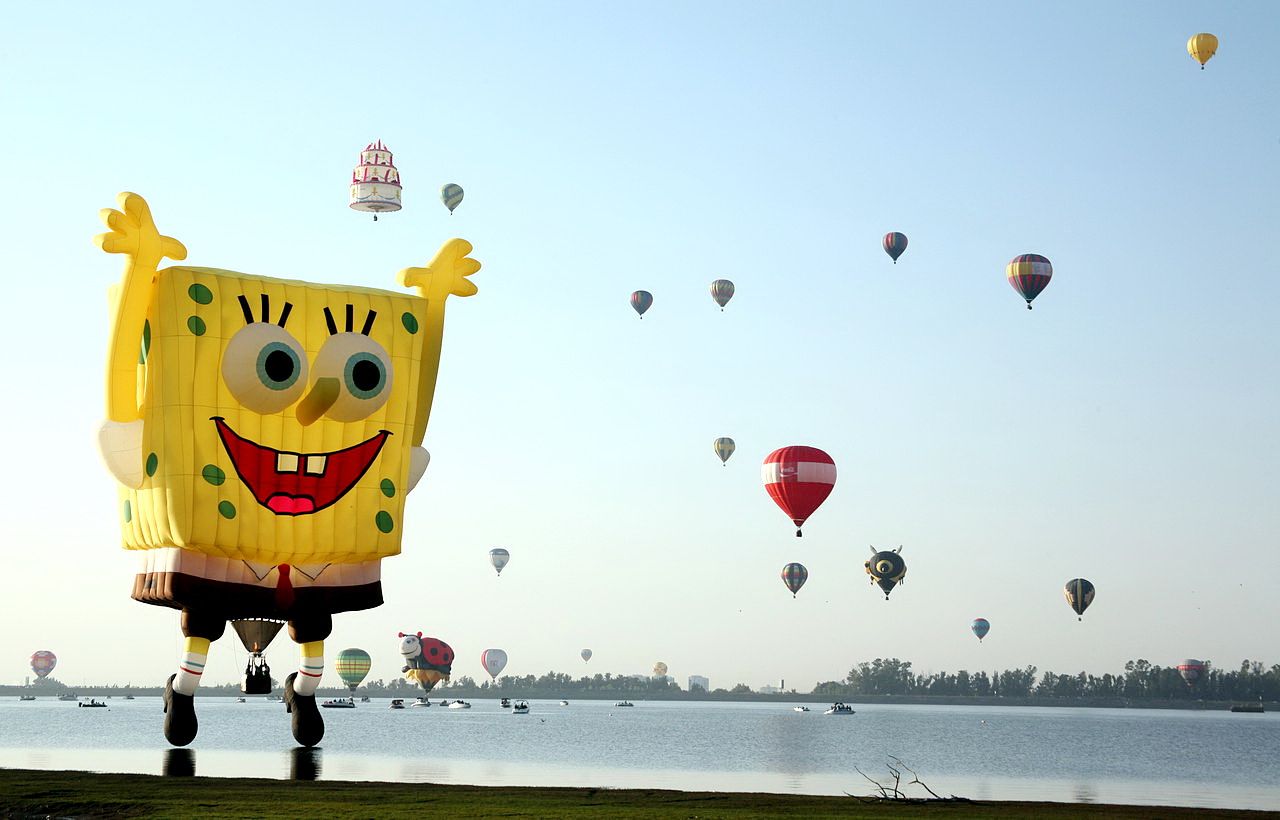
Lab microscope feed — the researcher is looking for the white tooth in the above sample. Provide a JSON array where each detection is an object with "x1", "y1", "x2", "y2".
[
  {"x1": 305, "y1": 454, "x2": 327, "y2": 476},
  {"x1": 277, "y1": 453, "x2": 299, "y2": 473}
]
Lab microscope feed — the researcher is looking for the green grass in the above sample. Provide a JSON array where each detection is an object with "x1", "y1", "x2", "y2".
[{"x1": 1, "y1": 769, "x2": 1276, "y2": 819}]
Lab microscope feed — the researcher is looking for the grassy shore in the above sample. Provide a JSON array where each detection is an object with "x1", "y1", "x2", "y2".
[{"x1": 1, "y1": 769, "x2": 1276, "y2": 819}]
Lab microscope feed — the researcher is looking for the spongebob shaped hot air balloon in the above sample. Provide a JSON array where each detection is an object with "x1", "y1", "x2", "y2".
[{"x1": 95, "y1": 192, "x2": 479, "y2": 747}]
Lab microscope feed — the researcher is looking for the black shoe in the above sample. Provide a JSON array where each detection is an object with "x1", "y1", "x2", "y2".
[
  {"x1": 162, "y1": 674, "x2": 197, "y2": 747},
  {"x1": 284, "y1": 672, "x2": 324, "y2": 747}
]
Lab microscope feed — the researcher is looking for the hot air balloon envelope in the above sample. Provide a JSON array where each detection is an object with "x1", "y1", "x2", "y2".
[
  {"x1": 762, "y1": 446, "x2": 836, "y2": 536},
  {"x1": 971, "y1": 618, "x2": 990, "y2": 641},
  {"x1": 1178, "y1": 659, "x2": 1206, "y2": 685},
  {"x1": 490, "y1": 548, "x2": 510, "y2": 575},
  {"x1": 481, "y1": 648, "x2": 508, "y2": 680},
  {"x1": 1064, "y1": 578, "x2": 1095, "y2": 620},
  {"x1": 713, "y1": 437, "x2": 735, "y2": 464},
  {"x1": 581, "y1": 649, "x2": 593, "y2": 662},
  {"x1": 231, "y1": 619, "x2": 285, "y2": 654},
  {"x1": 653, "y1": 662, "x2": 668, "y2": 677},
  {"x1": 441, "y1": 183, "x2": 464, "y2": 213},
  {"x1": 883, "y1": 232, "x2": 908, "y2": 263},
  {"x1": 350, "y1": 140, "x2": 403, "y2": 215},
  {"x1": 399, "y1": 633, "x2": 454, "y2": 693},
  {"x1": 336, "y1": 648, "x2": 372, "y2": 691},
  {"x1": 865, "y1": 547, "x2": 907, "y2": 599},
  {"x1": 781, "y1": 562, "x2": 808, "y2": 597},
  {"x1": 1007, "y1": 253, "x2": 1052, "y2": 309},
  {"x1": 631, "y1": 290, "x2": 653, "y2": 317},
  {"x1": 30, "y1": 651, "x2": 56, "y2": 679},
  {"x1": 710, "y1": 279, "x2": 735, "y2": 309},
  {"x1": 1187, "y1": 33, "x2": 1218, "y2": 68}
]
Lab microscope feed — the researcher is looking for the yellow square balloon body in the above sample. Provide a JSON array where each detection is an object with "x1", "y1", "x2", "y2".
[{"x1": 120, "y1": 267, "x2": 426, "y2": 568}]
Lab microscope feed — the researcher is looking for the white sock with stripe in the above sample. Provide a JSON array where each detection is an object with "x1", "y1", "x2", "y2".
[
  {"x1": 294, "y1": 651, "x2": 323, "y2": 696},
  {"x1": 174, "y1": 649, "x2": 206, "y2": 696}
]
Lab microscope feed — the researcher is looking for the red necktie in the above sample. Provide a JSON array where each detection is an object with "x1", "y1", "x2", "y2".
[{"x1": 275, "y1": 564, "x2": 295, "y2": 610}]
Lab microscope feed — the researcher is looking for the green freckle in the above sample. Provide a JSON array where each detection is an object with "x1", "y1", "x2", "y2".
[
  {"x1": 380, "y1": 479, "x2": 395, "y2": 498},
  {"x1": 145, "y1": 453, "x2": 158, "y2": 477},
  {"x1": 123, "y1": 500, "x2": 132, "y2": 523},
  {"x1": 188, "y1": 283, "x2": 214, "y2": 305},
  {"x1": 202, "y1": 465, "x2": 226, "y2": 485},
  {"x1": 401, "y1": 312, "x2": 419, "y2": 334},
  {"x1": 375, "y1": 511, "x2": 394, "y2": 533},
  {"x1": 187, "y1": 316, "x2": 206, "y2": 335},
  {"x1": 218, "y1": 501, "x2": 237, "y2": 519}
]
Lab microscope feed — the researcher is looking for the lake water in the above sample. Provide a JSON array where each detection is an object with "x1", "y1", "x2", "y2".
[{"x1": 2, "y1": 696, "x2": 1278, "y2": 811}]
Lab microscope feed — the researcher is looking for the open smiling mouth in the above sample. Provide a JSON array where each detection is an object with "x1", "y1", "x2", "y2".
[{"x1": 213, "y1": 417, "x2": 390, "y2": 516}]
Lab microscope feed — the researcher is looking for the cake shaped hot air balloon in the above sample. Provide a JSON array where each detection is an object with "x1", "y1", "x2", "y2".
[
  {"x1": 350, "y1": 140, "x2": 403, "y2": 220},
  {"x1": 762, "y1": 446, "x2": 836, "y2": 536}
]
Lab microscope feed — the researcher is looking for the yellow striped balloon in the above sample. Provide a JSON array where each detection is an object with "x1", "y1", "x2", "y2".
[
  {"x1": 441, "y1": 183, "x2": 464, "y2": 213},
  {"x1": 1187, "y1": 33, "x2": 1218, "y2": 69}
]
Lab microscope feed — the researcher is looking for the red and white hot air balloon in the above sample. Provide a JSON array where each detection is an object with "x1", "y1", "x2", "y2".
[{"x1": 762, "y1": 446, "x2": 836, "y2": 537}]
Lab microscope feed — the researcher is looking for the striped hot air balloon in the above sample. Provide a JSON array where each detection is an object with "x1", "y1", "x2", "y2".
[
  {"x1": 710, "y1": 279, "x2": 735, "y2": 310},
  {"x1": 883, "y1": 232, "x2": 908, "y2": 263},
  {"x1": 781, "y1": 563, "x2": 808, "y2": 597},
  {"x1": 481, "y1": 648, "x2": 508, "y2": 681},
  {"x1": 1007, "y1": 253, "x2": 1052, "y2": 309},
  {"x1": 762, "y1": 446, "x2": 836, "y2": 537},
  {"x1": 1064, "y1": 578, "x2": 1095, "y2": 621},
  {"x1": 971, "y1": 618, "x2": 990, "y2": 642},
  {"x1": 1187, "y1": 33, "x2": 1218, "y2": 69},
  {"x1": 581, "y1": 649, "x2": 592, "y2": 663},
  {"x1": 335, "y1": 648, "x2": 372, "y2": 692},
  {"x1": 630, "y1": 290, "x2": 653, "y2": 318},
  {"x1": 713, "y1": 437, "x2": 735, "y2": 465},
  {"x1": 1178, "y1": 659, "x2": 1206, "y2": 686},
  {"x1": 30, "y1": 650, "x2": 56, "y2": 679},
  {"x1": 489, "y1": 548, "x2": 510, "y2": 576},
  {"x1": 441, "y1": 183, "x2": 464, "y2": 214}
]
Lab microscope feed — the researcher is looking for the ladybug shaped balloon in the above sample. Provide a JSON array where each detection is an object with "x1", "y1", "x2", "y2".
[{"x1": 398, "y1": 632, "x2": 455, "y2": 693}]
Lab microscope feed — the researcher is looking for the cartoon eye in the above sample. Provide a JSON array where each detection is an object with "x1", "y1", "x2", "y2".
[
  {"x1": 222, "y1": 323, "x2": 309, "y2": 413},
  {"x1": 312, "y1": 333, "x2": 393, "y2": 421}
]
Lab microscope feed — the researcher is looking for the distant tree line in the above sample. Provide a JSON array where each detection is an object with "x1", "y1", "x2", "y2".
[{"x1": 810, "y1": 658, "x2": 1280, "y2": 702}]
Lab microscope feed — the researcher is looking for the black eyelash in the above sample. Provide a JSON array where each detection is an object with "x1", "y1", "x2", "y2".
[
  {"x1": 323, "y1": 305, "x2": 377, "y2": 336},
  {"x1": 238, "y1": 295, "x2": 294, "y2": 326}
]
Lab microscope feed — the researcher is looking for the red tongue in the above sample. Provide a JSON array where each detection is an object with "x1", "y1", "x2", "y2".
[{"x1": 267, "y1": 495, "x2": 316, "y2": 514}]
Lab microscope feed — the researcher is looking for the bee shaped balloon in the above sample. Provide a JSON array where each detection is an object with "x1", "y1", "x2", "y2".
[
  {"x1": 95, "y1": 192, "x2": 480, "y2": 747},
  {"x1": 865, "y1": 546, "x2": 906, "y2": 600}
]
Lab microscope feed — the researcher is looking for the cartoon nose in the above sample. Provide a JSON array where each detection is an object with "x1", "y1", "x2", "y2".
[{"x1": 295, "y1": 377, "x2": 340, "y2": 426}]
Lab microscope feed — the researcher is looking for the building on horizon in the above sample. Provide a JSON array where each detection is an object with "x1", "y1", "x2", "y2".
[{"x1": 688, "y1": 675, "x2": 709, "y2": 691}]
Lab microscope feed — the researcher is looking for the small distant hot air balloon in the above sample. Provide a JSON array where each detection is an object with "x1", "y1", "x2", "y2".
[
  {"x1": 1178, "y1": 659, "x2": 1206, "y2": 686},
  {"x1": 971, "y1": 618, "x2": 990, "y2": 642},
  {"x1": 335, "y1": 648, "x2": 372, "y2": 693},
  {"x1": 1187, "y1": 33, "x2": 1218, "y2": 69},
  {"x1": 231, "y1": 618, "x2": 285, "y2": 694},
  {"x1": 441, "y1": 183, "x2": 465, "y2": 214},
  {"x1": 349, "y1": 140, "x2": 403, "y2": 221},
  {"x1": 883, "y1": 232, "x2": 908, "y2": 263},
  {"x1": 631, "y1": 290, "x2": 653, "y2": 318},
  {"x1": 713, "y1": 437, "x2": 736, "y2": 465},
  {"x1": 398, "y1": 632, "x2": 454, "y2": 694},
  {"x1": 1007, "y1": 254, "x2": 1052, "y2": 309},
  {"x1": 865, "y1": 547, "x2": 907, "y2": 599},
  {"x1": 653, "y1": 662, "x2": 668, "y2": 678},
  {"x1": 581, "y1": 649, "x2": 593, "y2": 663},
  {"x1": 490, "y1": 548, "x2": 510, "y2": 576},
  {"x1": 29, "y1": 651, "x2": 56, "y2": 680},
  {"x1": 781, "y1": 563, "x2": 808, "y2": 597},
  {"x1": 481, "y1": 648, "x2": 508, "y2": 681},
  {"x1": 762, "y1": 446, "x2": 836, "y2": 537},
  {"x1": 1064, "y1": 578, "x2": 1095, "y2": 621},
  {"x1": 710, "y1": 279, "x2": 735, "y2": 310}
]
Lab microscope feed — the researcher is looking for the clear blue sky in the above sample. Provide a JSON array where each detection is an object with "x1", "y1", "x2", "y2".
[{"x1": 1, "y1": 1, "x2": 1277, "y2": 691}]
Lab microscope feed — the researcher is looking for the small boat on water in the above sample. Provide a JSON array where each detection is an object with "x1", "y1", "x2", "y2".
[
  {"x1": 512, "y1": 700, "x2": 530, "y2": 714},
  {"x1": 559, "y1": 699, "x2": 569, "y2": 706},
  {"x1": 235, "y1": 697, "x2": 246, "y2": 703},
  {"x1": 447, "y1": 700, "x2": 471, "y2": 709},
  {"x1": 793, "y1": 706, "x2": 810, "y2": 712},
  {"x1": 79, "y1": 699, "x2": 108, "y2": 708},
  {"x1": 389, "y1": 699, "x2": 405, "y2": 709},
  {"x1": 18, "y1": 695, "x2": 36, "y2": 701},
  {"x1": 824, "y1": 702, "x2": 855, "y2": 715},
  {"x1": 124, "y1": 695, "x2": 135, "y2": 700},
  {"x1": 614, "y1": 701, "x2": 634, "y2": 707},
  {"x1": 360, "y1": 696, "x2": 370, "y2": 702},
  {"x1": 58, "y1": 693, "x2": 79, "y2": 701},
  {"x1": 410, "y1": 697, "x2": 431, "y2": 707},
  {"x1": 322, "y1": 698, "x2": 356, "y2": 709},
  {"x1": 265, "y1": 694, "x2": 283, "y2": 702},
  {"x1": 1230, "y1": 704, "x2": 1265, "y2": 713},
  {"x1": 500, "y1": 698, "x2": 511, "y2": 708}
]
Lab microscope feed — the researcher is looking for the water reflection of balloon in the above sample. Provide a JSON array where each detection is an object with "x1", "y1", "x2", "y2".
[
  {"x1": 710, "y1": 279, "x2": 735, "y2": 310},
  {"x1": 883, "y1": 232, "x2": 908, "y2": 263},
  {"x1": 971, "y1": 618, "x2": 990, "y2": 642},
  {"x1": 29, "y1": 650, "x2": 56, "y2": 679},
  {"x1": 762, "y1": 446, "x2": 836, "y2": 537},
  {"x1": 490, "y1": 548, "x2": 510, "y2": 576},
  {"x1": 1187, "y1": 33, "x2": 1218, "y2": 69},
  {"x1": 335, "y1": 648, "x2": 372, "y2": 692},
  {"x1": 631, "y1": 290, "x2": 653, "y2": 318},
  {"x1": 1007, "y1": 254, "x2": 1052, "y2": 309},
  {"x1": 1064, "y1": 578, "x2": 1095, "y2": 621},
  {"x1": 865, "y1": 546, "x2": 906, "y2": 599},
  {"x1": 481, "y1": 648, "x2": 508, "y2": 681},
  {"x1": 581, "y1": 649, "x2": 593, "y2": 663},
  {"x1": 713, "y1": 437, "x2": 735, "y2": 465},
  {"x1": 781, "y1": 563, "x2": 808, "y2": 597}
]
